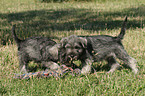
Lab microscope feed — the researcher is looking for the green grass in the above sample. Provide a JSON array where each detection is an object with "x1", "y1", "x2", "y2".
[{"x1": 0, "y1": 0, "x2": 145, "y2": 95}]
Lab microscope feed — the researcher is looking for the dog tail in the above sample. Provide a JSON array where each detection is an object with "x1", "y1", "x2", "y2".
[
  {"x1": 12, "y1": 25, "x2": 21, "y2": 45},
  {"x1": 116, "y1": 16, "x2": 127, "y2": 41}
]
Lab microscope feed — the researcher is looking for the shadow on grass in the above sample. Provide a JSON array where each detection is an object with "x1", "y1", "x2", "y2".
[{"x1": 0, "y1": 5, "x2": 144, "y2": 45}]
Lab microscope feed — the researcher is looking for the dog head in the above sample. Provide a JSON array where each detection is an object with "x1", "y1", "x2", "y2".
[{"x1": 59, "y1": 35, "x2": 87, "y2": 63}]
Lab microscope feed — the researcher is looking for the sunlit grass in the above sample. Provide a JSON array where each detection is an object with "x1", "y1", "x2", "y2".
[{"x1": 0, "y1": 0, "x2": 145, "y2": 95}]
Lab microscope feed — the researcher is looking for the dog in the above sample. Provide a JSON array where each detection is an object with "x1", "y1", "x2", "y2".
[
  {"x1": 12, "y1": 25, "x2": 60, "y2": 73},
  {"x1": 59, "y1": 17, "x2": 138, "y2": 74}
]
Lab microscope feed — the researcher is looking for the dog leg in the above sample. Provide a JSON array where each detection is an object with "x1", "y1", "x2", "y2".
[
  {"x1": 44, "y1": 61, "x2": 60, "y2": 70},
  {"x1": 124, "y1": 57, "x2": 138, "y2": 74},
  {"x1": 20, "y1": 65, "x2": 28, "y2": 73},
  {"x1": 115, "y1": 48, "x2": 138, "y2": 74},
  {"x1": 81, "y1": 59, "x2": 92, "y2": 74},
  {"x1": 19, "y1": 60, "x2": 28, "y2": 73},
  {"x1": 18, "y1": 53, "x2": 29, "y2": 73},
  {"x1": 106, "y1": 56, "x2": 120, "y2": 73}
]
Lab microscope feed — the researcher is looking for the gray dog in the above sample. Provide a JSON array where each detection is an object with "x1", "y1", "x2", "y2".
[
  {"x1": 12, "y1": 25, "x2": 60, "y2": 73},
  {"x1": 59, "y1": 17, "x2": 138, "y2": 74}
]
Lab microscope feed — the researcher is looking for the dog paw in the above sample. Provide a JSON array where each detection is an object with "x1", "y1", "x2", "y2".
[{"x1": 133, "y1": 68, "x2": 138, "y2": 74}]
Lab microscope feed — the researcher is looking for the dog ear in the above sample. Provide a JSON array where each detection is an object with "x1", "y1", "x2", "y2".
[
  {"x1": 79, "y1": 37, "x2": 87, "y2": 48},
  {"x1": 60, "y1": 37, "x2": 68, "y2": 48}
]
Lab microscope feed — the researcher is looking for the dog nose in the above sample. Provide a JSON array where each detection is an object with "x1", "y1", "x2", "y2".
[{"x1": 70, "y1": 55, "x2": 74, "y2": 58}]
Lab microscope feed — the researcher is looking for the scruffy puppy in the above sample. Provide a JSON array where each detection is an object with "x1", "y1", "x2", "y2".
[
  {"x1": 12, "y1": 25, "x2": 60, "y2": 73},
  {"x1": 59, "y1": 17, "x2": 138, "y2": 74}
]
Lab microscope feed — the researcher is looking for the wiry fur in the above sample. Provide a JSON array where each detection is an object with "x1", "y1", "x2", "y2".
[
  {"x1": 59, "y1": 17, "x2": 138, "y2": 74},
  {"x1": 12, "y1": 25, "x2": 60, "y2": 73}
]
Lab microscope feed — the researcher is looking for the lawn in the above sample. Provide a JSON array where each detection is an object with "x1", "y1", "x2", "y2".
[{"x1": 0, "y1": 0, "x2": 145, "y2": 95}]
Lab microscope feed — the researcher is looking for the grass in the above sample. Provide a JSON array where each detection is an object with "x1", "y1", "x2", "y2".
[{"x1": 0, "y1": 0, "x2": 145, "y2": 95}]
